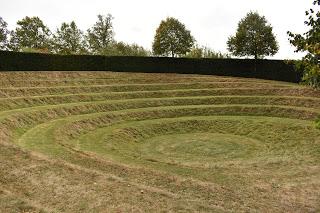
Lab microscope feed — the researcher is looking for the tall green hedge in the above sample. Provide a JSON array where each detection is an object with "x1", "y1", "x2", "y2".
[{"x1": 0, "y1": 51, "x2": 302, "y2": 83}]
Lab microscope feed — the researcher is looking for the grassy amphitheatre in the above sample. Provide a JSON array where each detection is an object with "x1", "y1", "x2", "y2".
[{"x1": 0, "y1": 71, "x2": 319, "y2": 212}]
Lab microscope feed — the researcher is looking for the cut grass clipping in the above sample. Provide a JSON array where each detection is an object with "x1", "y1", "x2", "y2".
[{"x1": 0, "y1": 71, "x2": 319, "y2": 213}]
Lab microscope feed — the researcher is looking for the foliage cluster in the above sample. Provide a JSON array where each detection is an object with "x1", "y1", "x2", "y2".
[
  {"x1": 186, "y1": 46, "x2": 230, "y2": 59},
  {"x1": 0, "y1": 15, "x2": 228, "y2": 58},
  {"x1": 0, "y1": 17, "x2": 9, "y2": 50},
  {"x1": 227, "y1": 12, "x2": 279, "y2": 60},
  {"x1": 0, "y1": 15, "x2": 149, "y2": 56},
  {"x1": 152, "y1": 17, "x2": 194, "y2": 57},
  {"x1": 288, "y1": 0, "x2": 320, "y2": 88}
]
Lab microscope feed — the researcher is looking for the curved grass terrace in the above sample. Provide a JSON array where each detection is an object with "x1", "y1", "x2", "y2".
[{"x1": 0, "y1": 71, "x2": 319, "y2": 212}]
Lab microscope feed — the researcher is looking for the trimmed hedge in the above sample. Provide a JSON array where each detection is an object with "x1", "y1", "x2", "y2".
[{"x1": 0, "y1": 51, "x2": 302, "y2": 83}]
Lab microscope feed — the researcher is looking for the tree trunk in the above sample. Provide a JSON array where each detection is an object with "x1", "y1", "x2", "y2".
[{"x1": 254, "y1": 54, "x2": 257, "y2": 72}]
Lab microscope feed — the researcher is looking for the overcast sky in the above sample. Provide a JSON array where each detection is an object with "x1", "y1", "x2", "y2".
[{"x1": 0, "y1": 0, "x2": 313, "y2": 59}]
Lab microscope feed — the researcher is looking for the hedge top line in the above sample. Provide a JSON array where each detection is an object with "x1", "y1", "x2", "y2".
[
  {"x1": 0, "y1": 51, "x2": 301, "y2": 83},
  {"x1": 0, "y1": 50, "x2": 294, "y2": 61}
]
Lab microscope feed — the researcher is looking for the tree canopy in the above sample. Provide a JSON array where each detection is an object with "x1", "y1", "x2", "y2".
[
  {"x1": 87, "y1": 14, "x2": 114, "y2": 54},
  {"x1": 288, "y1": 0, "x2": 320, "y2": 88},
  {"x1": 0, "y1": 17, "x2": 9, "y2": 50},
  {"x1": 227, "y1": 12, "x2": 278, "y2": 59},
  {"x1": 152, "y1": 17, "x2": 194, "y2": 57},
  {"x1": 52, "y1": 21, "x2": 87, "y2": 54},
  {"x1": 0, "y1": 14, "x2": 152, "y2": 56},
  {"x1": 9, "y1": 16, "x2": 51, "y2": 52}
]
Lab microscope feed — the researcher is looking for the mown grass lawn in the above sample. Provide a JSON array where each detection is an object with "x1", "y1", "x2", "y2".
[{"x1": 0, "y1": 71, "x2": 319, "y2": 212}]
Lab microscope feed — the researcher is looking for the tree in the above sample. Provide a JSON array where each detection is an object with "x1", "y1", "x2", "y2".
[
  {"x1": 227, "y1": 12, "x2": 279, "y2": 60},
  {"x1": 288, "y1": 0, "x2": 320, "y2": 88},
  {"x1": 52, "y1": 21, "x2": 87, "y2": 54},
  {"x1": 87, "y1": 14, "x2": 114, "y2": 54},
  {"x1": 10, "y1": 16, "x2": 51, "y2": 52},
  {"x1": 0, "y1": 17, "x2": 10, "y2": 50},
  {"x1": 152, "y1": 17, "x2": 195, "y2": 57}
]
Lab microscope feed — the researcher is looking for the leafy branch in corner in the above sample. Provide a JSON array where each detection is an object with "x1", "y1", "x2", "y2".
[{"x1": 288, "y1": 0, "x2": 320, "y2": 88}]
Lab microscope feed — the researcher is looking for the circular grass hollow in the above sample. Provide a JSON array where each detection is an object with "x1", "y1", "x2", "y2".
[
  {"x1": 140, "y1": 133, "x2": 263, "y2": 163},
  {"x1": 68, "y1": 116, "x2": 319, "y2": 173}
]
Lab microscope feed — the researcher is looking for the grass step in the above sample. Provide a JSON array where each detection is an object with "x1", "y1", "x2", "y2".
[{"x1": 1, "y1": 94, "x2": 320, "y2": 111}]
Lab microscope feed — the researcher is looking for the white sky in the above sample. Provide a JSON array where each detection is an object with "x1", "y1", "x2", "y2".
[{"x1": 0, "y1": 0, "x2": 313, "y2": 59}]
